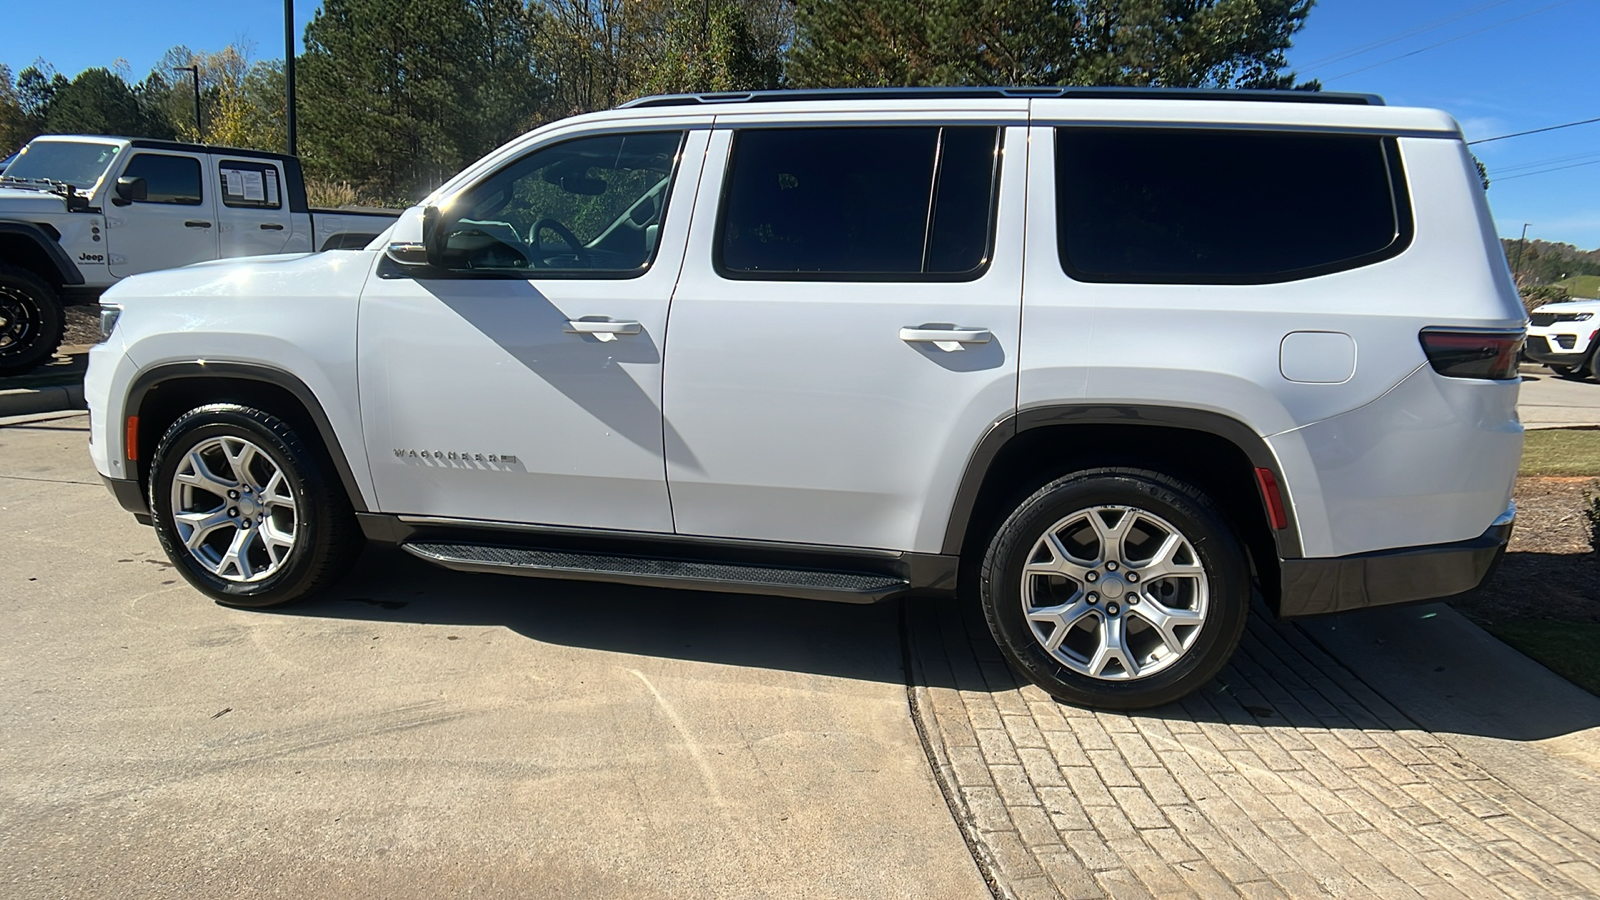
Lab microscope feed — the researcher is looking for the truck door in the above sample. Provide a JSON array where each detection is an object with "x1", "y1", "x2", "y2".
[
  {"x1": 214, "y1": 157, "x2": 293, "y2": 257},
  {"x1": 106, "y1": 151, "x2": 218, "y2": 276}
]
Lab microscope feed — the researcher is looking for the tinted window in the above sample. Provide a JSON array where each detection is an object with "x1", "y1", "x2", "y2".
[
  {"x1": 439, "y1": 131, "x2": 684, "y2": 275},
  {"x1": 218, "y1": 159, "x2": 283, "y2": 209},
  {"x1": 123, "y1": 153, "x2": 203, "y2": 205},
  {"x1": 718, "y1": 126, "x2": 999, "y2": 279},
  {"x1": 1056, "y1": 129, "x2": 1409, "y2": 284}
]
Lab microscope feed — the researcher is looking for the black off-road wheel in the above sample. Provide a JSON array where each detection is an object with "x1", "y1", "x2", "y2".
[
  {"x1": 0, "y1": 264, "x2": 64, "y2": 377},
  {"x1": 149, "y1": 404, "x2": 362, "y2": 608},
  {"x1": 979, "y1": 468, "x2": 1250, "y2": 711}
]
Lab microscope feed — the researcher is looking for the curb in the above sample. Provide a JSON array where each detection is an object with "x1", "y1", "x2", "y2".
[{"x1": 0, "y1": 382, "x2": 86, "y2": 418}]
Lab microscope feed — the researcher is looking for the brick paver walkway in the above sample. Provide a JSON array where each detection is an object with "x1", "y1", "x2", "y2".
[{"x1": 906, "y1": 599, "x2": 1600, "y2": 900}]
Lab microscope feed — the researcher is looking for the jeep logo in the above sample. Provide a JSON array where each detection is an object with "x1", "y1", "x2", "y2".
[{"x1": 78, "y1": 252, "x2": 105, "y2": 263}]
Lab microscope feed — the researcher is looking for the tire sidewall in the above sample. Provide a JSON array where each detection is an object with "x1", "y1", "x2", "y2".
[
  {"x1": 981, "y1": 470, "x2": 1249, "y2": 710},
  {"x1": 149, "y1": 405, "x2": 325, "y2": 607}
]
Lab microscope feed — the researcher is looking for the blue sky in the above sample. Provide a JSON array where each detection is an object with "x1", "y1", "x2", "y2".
[{"x1": 3, "y1": 1, "x2": 1597, "y2": 249}]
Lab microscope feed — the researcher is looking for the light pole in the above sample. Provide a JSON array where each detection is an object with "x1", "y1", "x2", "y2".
[
  {"x1": 1511, "y1": 222, "x2": 1532, "y2": 286},
  {"x1": 172, "y1": 65, "x2": 201, "y2": 138},
  {"x1": 285, "y1": 0, "x2": 297, "y2": 156}
]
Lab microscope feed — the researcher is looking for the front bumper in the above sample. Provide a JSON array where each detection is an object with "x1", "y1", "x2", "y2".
[
  {"x1": 1524, "y1": 334, "x2": 1590, "y2": 366},
  {"x1": 102, "y1": 474, "x2": 151, "y2": 524},
  {"x1": 1278, "y1": 506, "x2": 1513, "y2": 618}
]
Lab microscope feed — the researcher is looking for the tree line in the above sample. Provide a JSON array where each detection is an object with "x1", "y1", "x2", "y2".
[{"x1": 2, "y1": 0, "x2": 1316, "y2": 205}]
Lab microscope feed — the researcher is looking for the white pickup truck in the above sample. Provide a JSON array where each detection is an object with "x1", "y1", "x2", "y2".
[{"x1": 0, "y1": 135, "x2": 399, "y2": 375}]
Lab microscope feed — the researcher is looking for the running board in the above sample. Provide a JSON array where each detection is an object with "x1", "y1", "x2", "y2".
[{"x1": 400, "y1": 541, "x2": 909, "y2": 604}]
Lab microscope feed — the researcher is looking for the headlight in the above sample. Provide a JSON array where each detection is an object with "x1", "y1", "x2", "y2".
[
  {"x1": 98, "y1": 304, "x2": 122, "y2": 342},
  {"x1": 1576, "y1": 313, "x2": 1594, "y2": 322}
]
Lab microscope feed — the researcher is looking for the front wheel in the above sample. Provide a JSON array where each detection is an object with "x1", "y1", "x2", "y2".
[
  {"x1": 1550, "y1": 364, "x2": 1588, "y2": 381},
  {"x1": 979, "y1": 469, "x2": 1250, "y2": 710},
  {"x1": 149, "y1": 404, "x2": 362, "y2": 607},
  {"x1": 0, "y1": 265, "x2": 64, "y2": 377}
]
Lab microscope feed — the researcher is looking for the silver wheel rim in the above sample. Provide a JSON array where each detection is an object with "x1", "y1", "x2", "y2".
[
  {"x1": 1020, "y1": 505, "x2": 1209, "y2": 681},
  {"x1": 168, "y1": 435, "x2": 298, "y2": 583}
]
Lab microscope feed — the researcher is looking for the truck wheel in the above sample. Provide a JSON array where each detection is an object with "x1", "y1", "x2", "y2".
[
  {"x1": 979, "y1": 468, "x2": 1250, "y2": 711},
  {"x1": 0, "y1": 265, "x2": 64, "y2": 377},
  {"x1": 149, "y1": 403, "x2": 362, "y2": 608}
]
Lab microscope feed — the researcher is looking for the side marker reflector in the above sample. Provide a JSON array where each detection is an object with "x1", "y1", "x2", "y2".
[
  {"x1": 125, "y1": 416, "x2": 139, "y2": 461},
  {"x1": 1255, "y1": 467, "x2": 1288, "y2": 531}
]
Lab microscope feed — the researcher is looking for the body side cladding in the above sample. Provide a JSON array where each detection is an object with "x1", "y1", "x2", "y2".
[
  {"x1": 940, "y1": 404, "x2": 1305, "y2": 560},
  {"x1": 123, "y1": 362, "x2": 368, "y2": 514},
  {"x1": 0, "y1": 220, "x2": 86, "y2": 285},
  {"x1": 1278, "y1": 518, "x2": 1512, "y2": 617}
]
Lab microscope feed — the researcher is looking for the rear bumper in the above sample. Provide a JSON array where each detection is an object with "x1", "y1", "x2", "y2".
[{"x1": 1278, "y1": 506, "x2": 1513, "y2": 618}]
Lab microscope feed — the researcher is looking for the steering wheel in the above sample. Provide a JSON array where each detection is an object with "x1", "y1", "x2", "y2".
[{"x1": 529, "y1": 218, "x2": 591, "y2": 268}]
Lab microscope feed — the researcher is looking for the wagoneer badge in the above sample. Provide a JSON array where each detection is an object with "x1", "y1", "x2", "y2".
[{"x1": 394, "y1": 448, "x2": 519, "y2": 465}]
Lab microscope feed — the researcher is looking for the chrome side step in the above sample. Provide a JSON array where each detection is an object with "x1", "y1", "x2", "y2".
[{"x1": 401, "y1": 541, "x2": 909, "y2": 604}]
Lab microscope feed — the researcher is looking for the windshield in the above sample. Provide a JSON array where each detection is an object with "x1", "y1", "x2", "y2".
[{"x1": 2, "y1": 140, "x2": 122, "y2": 190}]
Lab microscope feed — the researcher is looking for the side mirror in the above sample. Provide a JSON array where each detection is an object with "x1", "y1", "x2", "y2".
[
  {"x1": 112, "y1": 176, "x2": 146, "y2": 206},
  {"x1": 386, "y1": 206, "x2": 448, "y2": 268}
]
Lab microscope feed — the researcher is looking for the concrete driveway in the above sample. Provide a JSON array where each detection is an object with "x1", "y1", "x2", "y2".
[
  {"x1": 1518, "y1": 364, "x2": 1600, "y2": 428},
  {"x1": 0, "y1": 414, "x2": 986, "y2": 900}
]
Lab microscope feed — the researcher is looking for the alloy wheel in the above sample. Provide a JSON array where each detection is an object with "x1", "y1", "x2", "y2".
[
  {"x1": 1020, "y1": 505, "x2": 1209, "y2": 681},
  {"x1": 168, "y1": 435, "x2": 298, "y2": 582}
]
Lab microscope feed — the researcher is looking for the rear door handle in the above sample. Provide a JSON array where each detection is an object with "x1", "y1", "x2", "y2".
[
  {"x1": 184, "y1": 220, "x2": 213, "y2": 228},
  {"x1": 900, "y1": 326, "x2": 992, "y2": 352},
  {"x1": 564, "y1": 319, "x2": 642, "y2": 342},
  {"x1": 259, "y1": 223, "x2": 284, "y2": 231}
]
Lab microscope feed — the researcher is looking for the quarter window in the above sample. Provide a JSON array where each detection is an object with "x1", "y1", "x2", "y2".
[
  {"x1": 1055, "y1": 129, "x2": 1411, "y2": 284},
  {"x1": 122, "y1": 153, "x2": 203, "y2": 205},
  {"x1": 437, "y1": 131, "x2": 685, "y2": 275},
  {"x1": 717, "y1": 126, "x2": 1000, "y2": 280}
]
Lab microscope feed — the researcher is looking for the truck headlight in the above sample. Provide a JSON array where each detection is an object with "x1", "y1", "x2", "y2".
[{"x1": 98, "y1": 304, "x2": 122, "y2": 342}]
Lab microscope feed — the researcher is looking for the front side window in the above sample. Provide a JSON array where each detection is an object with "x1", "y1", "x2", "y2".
[
  {"x1": 717, "y1": 126, "x2": 1001, "y2": 280},
  {"x1": 437, "y1": 131, "x2": 685, "y2": 275},
  {"x1": 122, "y1": 153, "x2": 203, "y2": 205},
  {"x1": 1056, "y1": 128, "x2": 1411, "y2": 284}
]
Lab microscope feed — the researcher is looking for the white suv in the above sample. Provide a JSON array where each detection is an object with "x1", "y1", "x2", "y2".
[
  {"x1": 86, "y1": 88, "x2": 1526, "y2": 709},
  {"x1": 1525, "y1": 299, "x2": 1600, "y2": 380}
]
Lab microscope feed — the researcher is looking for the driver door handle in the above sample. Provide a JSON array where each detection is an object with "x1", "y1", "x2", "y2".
[
  {"x1": 564, "y1": 319, "x2": 642, "y2": 342},
  {"x1": 900, "y1": 326, "x2": 991, "y2": 352},
  {"x1": 184, "y1": 220, "x2": 213, "y2": 228}
]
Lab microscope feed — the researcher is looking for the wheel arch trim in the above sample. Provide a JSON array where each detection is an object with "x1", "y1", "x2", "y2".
[
  {"x1": 124, "y1": 362, "x2": 370, "y2": 513},
  {"x1": 940, "y1": 404, "x2": 1303, "y2": 559},
  {"x1": 0, "y1": 220, "x2": 86, "y2": 286}
]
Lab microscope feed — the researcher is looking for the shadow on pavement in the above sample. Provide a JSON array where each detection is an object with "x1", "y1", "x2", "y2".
[{"x1": 267, "y1": 546, "x2": 1600, "y2": 746}]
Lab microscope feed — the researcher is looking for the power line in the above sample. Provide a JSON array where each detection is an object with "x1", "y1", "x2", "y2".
[
  {"x1": 1298, "y1": 0, "x2": 1522, "y2": 73},
  {"x1": 1495, "y1": 158, "x2": 1600, "y2": 181},
  {"x1": 1493, "y1": 149, "x2": 1600, "y2": 174},
  {"x1": 1324, "y1": 0, "x2": 1579, "y2": 81},
  {"x1": 1469, "y1": 115, "x2": 1600, "y2": 145}
]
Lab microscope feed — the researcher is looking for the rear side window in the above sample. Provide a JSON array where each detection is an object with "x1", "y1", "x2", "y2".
[
  {"x1": 123, "y1": 153, "x2": 203, "y2": 205},
  {"x1": 218, "y1": 159, "x2": 283, "y2": 209},
  {"x1": 1055, "y1": 129, "x2": 1411, "y2": 284},
  {"x1": 717, "y1": 126, "x2": 1000, "y2": 280}
]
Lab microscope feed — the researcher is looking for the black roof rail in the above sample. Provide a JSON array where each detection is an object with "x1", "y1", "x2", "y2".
[
  {"x1": 619, "y1": 86, "x2": 1385, "y2": 110},
  {"x1": 125, "y1": 138, "x2": 298, "y2": 162}
]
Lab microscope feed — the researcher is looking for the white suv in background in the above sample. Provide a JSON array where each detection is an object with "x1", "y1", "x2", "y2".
[
  {"x1": 1525, "y1": 299, "x2": 1600, "y2": 380},
  {"x1": 86, "y1": 87, "x2": 1525, "y2": 709}
]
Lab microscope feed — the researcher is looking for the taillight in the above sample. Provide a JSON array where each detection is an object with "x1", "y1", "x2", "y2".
[{"x1": 1418, "y1": 329, "x2": 1523, "y2": 380}]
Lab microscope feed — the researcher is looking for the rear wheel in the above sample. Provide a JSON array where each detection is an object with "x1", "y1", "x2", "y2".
[
  {"x1": 149, "y1": 404, "x2": 362, "y2": 607},
  {"x1": 979, "y1": 469, "x2": 1250, "y2": 710},
  {"x1": 0, "y1": 265, "x2": 64, "y2": 377}
]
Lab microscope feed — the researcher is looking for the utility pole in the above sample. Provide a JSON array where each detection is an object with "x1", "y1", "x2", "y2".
[
  {"x1": 1511, "y1": 222, "x2": 1532, "y2": 286},
  {"x1": 173, "y1": 65, "x2": 201, "y2": 138},
  {"x1": 285, "y1": 0, "x2": 297, "y2": 157}
]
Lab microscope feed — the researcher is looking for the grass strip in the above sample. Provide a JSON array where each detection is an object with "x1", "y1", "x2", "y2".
[
  {"x1": 1520, "y1": 428, "x2": 1600, "y2": 477},
  {"x1": 1486, "y1": 619, "x2": 1600, "y2": 696}
]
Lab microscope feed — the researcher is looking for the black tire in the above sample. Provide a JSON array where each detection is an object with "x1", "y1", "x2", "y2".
[
  {"x1": 979, "y1": 468, "x2": 1250, "y2": 711},
  {"x1": 1550, "y1": 364, "x2": 1588, "y2": 381},
  {"x1": 0, "y1": 264, "x2": 64, "y2": 377},
  {"x1": 149, "y1": 404, "x2": 362, "y2": 608}
]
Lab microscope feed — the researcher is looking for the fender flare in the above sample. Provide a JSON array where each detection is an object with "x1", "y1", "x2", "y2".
[
  {"x1": 940, "y1": 404, "x2": 1304, "y2": 559},
  {"x1": 0, "y1": 219, "x2": 86, "y2": 285},
  {"x1": 125, "y1": 361, "x2": 369, "y2": 513}
]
